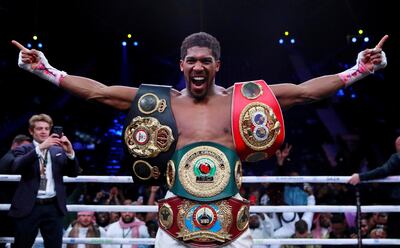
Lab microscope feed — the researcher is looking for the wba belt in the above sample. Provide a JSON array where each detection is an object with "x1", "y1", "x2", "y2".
[
  {"x1": 166, "y1": 142, "x2": 242, "y2": 202},
  {"x1": 158, "y1": 196, "x2": 249, "y2": 247},
  {"x1": 232, "y1": 80, "x2": 285, "y2": 162},
  {"x1": 123, "y1": 84, "x2": 178, "y2": 186}
]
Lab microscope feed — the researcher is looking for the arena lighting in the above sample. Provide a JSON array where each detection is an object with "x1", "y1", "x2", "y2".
[
  {"x1": 358, "y1": 29, "x2": 364, "y2": 35},
  {"x1": 26, "y1": 43, "x2": 32, "y2": 48},
  {"x1": 121, "y1": 41, "x2": 127, "y2": 47},
  {"x1": 33, "y1": 35, "x2": 38, "y2": 40},
  {"x1": 133, "y1": 41, "x2": 139, "y2": 46},
  {"x1": 37, "y1": 43, "x2": 43, "y2": 48},
  {"x1": 290, "y1": 38, "x2": 295, "y2": 44},
  {"x1": 278, "y1": 38, "x2": 284, "y2": 44},
  {"x1": 127, "y1": 33, "x2": 132, "y2": 39},
  {"x1": 284, "y1": 31, "x2": 289, "y2": 36},
  {"x1": 351, "y1": 37, "x2": 357, "y2": 43},
  {"x1": 363, "y1": 37, "x2": 369, "y2": 43}
]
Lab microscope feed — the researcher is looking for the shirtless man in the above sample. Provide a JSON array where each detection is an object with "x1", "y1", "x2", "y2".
[{"x1": 12, "y1": 32, "x2": 388, "y2": 247}]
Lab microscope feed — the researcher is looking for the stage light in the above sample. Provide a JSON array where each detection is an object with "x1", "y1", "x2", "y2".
[
  {"x1": 33, "y1": 35, "x2": 38, "y2": 41},
  {"x1": 122, "y1": 41, "x2": 127, "y2": 47},
  {"x1": 358, "y1": 29, "x2": 364, "y2": 35},
  {"x1": 363, "y1": 37, "x2": 369, "y2": 43},
  {"x1": 290, "y1": 38, "x2": 295, "y2": 44},
  {"x1": 127, "y1": 34, "x2": 132, "y2": 39},
  {"x1": 37, "y1": 43, "x2": 43, "y2": 48},
  {"x1": 351, "y1": 93, "x2": 356, "y2": 99},
  {"x1": 278, "y1": 38, "x2": 284, "y2": 44},
  {"x1": 27, "y1": 43, "x2": 32, "y2": 48},
  {"x1": 133, "y1": 41, "x2": 139, "y2": 46},
  {"x1": 351, "y1": 37, "x2": 357, "y2": 43},
  {"x1": 284, "y1": 31, "x2": 289, "y2": 36},
  {"x1": 336, "y1": 89, "x2": 345, "y2": 97}
]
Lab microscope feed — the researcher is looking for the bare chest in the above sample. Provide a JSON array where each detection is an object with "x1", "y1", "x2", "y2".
[{"x1": 171, "y1": 96, "x2": 233, "y2": 149}]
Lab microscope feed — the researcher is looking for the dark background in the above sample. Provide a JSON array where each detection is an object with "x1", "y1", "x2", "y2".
[{"x1": 0, "y1": 0, "x2": 398, "y2": 175}]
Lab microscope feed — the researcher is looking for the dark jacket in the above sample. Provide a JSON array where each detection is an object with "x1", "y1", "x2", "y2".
[
  {"x1": 8, "y1": 144, "x2": 80, "y2": 218},
  {"x1": 360, "y1": 153, "x2": 400, "y2": 181}
]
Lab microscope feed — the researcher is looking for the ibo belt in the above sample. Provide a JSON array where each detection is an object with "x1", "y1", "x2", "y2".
[{"x1": 167, "y1": 142, "x2": 242, "y2": 202}]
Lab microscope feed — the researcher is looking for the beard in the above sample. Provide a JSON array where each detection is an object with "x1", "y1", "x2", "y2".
[
  {"x1": 122, "y1": 216, "x2": 134, "y2": 223},
  {"x1": 249, "y1": 222, "x2": 260, "y2": 230}
]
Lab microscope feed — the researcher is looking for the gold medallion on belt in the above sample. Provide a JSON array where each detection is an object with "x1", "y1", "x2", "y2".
[
  {"x1": 177, "y1": 199, "x2": 233, "y2": 242},
  {"x1": 178, "y1": 146, "x2": 231, "y2": 198},
  {"x1": 239, "y1": 102, "x2": 281, "y2": 151},
  {"x1": 124, "y1": 116, "x2": 174, "y2": 158}
]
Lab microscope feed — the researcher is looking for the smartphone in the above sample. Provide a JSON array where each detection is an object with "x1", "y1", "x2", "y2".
[{"x1": 52, "y1": 126, "x2": 63, "y2": 137}]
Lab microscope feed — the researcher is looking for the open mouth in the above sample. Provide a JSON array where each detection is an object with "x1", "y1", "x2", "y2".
[{"x1": 191, "y1": 76, "x2": 206, "y2": 87}]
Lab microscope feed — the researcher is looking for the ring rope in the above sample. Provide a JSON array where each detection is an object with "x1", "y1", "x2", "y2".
[
  {"x1": 1, "y1": 174, "x2": 400, "y2": 183},
  {"x1": 1, "y1": 204, "x2": 399, "y2": 213},
  {"x1": 0, "y1": 237, "x2": 399, "y2": 245}
]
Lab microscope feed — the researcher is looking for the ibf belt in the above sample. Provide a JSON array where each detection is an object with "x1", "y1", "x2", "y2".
[
  {"x1": 158, "y1": 196, "x2": 249, "y2": 248},
  {"x1": 123, "y1": 84, "x2": 178, "y2": 185},
  {"x1": 167, "y1": 142, "x2": 242, "y2": 202},
  {"x1": 232, "y1": 80, "x2": 285, "y2": 162}
]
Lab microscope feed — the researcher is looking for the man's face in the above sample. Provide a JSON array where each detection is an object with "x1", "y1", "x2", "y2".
[
  {"x1": 121, "y1": 211, "x2": 135, "y2": 223},
  {"x1": 180, "y1": 46, "x2": 220, "y2": 100},
  {"x1": 319, "y1": 213, "x2": 332, "y2": 228},
  {"x1": 395, "y1": 136, "x2": 400, "y2": 152},
  {"x1": 78, "y1": 214, "x2": 94, "y2": 227},
  {"x1": 29, "y1": 121, "x2": 51, "y2": 144}
]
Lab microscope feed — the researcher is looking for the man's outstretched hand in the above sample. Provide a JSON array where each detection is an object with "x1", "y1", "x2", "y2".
[
  {"x1": 12, "y1": 40, "x2": 42, "y2": 69},
  {"x1": 361, "y1": 35, "x2": 388, "y2": 72}
]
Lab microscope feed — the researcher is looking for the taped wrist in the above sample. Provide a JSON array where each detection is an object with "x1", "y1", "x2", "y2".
[
  {"x1": 18, "y1": 51, "x2": 67, "y2": 86},
  {"x1": 338, "y1": 52, "x2": 372, "y2": 87}
]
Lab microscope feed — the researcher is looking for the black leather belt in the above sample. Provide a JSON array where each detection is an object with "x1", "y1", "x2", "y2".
[{"x1": 35, "y1": 197, "x2": 56, "y2": 205}]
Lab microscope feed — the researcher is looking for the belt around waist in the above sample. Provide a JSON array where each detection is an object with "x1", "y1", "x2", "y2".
[
  {"x1": 167, "y1": 142, "x2": 242, "y2": 202},
  {"x1": 35, "y1": 196, "x2": 56, "y2": 205},
  {"x1": 158, "y1": 196, "x2": 250, "y2": 247}
]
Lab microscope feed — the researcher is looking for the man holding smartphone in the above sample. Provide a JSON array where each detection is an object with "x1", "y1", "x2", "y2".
[{"x1": 9, "y1": 113, "x2": 80, "y2": 248}]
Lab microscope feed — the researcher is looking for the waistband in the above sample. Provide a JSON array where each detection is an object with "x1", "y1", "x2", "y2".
[
  {"x1": 158, "y1": 196, "x2": 249, "y2": 248},
  {"x1": 167, "y1": 142, "x2": 242, "y2": 202},
  {"x1": 35, "y1": 196, "x2": 56, "y2": 205}
]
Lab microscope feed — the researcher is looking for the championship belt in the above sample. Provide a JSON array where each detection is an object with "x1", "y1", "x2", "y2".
[
  {"x1": 167, "y1": 142, "x2": 242, "y2": 202},
  {"x1": 123, "y1": 84, "x2": 178, "y2": 185},
  {"x1": 158, "y1": 196, "x2": 249, "y2": 248},
  {"x1": 232, "y1": 80, "x2": 285, "y2": 162}
]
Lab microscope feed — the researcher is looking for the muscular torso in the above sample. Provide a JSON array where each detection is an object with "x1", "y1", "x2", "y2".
[{"x1": 171, "y1": 87, "x2": 234, "y2": 150}]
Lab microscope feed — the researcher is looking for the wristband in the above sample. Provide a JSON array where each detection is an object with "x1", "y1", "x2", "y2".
[{"x1": 18, "y1": 51, "x2": 67, "y2": 86}]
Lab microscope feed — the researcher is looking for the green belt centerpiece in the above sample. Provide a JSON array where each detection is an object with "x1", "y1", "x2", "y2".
[{"x1": 166, "y1": 142, "x2": 242, "y2": 202}]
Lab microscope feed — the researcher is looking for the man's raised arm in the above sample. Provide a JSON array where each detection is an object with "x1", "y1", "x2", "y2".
[
  {"x1": 12, "y1": 40, "x2": 136, "y2": 110},
  {"x1": 272, "y1": 35, "x2": 388, "y2": 109}
]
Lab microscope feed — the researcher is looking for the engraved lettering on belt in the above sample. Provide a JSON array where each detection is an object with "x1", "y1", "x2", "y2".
[{"x1": 178, "y1": 146, "x2": 231, "y2": 198}]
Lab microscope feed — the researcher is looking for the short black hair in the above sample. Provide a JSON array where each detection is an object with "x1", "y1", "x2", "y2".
[
  {"x1": 180, "y1": 32, "x2": 221, "y2": 60},
  {"x1": 12, "y1": 134, "x2": 31, "y2": 145}
]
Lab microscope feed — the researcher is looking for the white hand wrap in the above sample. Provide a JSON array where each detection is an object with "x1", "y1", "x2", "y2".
[
  {"x1": 338, "y1": 49, "x2": 387, "y2": 87},
  {"x1": 18, "y1": 51, "x2": 67, "y2": 86}
]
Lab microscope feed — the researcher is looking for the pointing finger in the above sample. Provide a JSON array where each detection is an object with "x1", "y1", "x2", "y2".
[
  {"x1": 11, "y1": 40, "x2": 29, "y2": 52},
  {"x1": 375, "y1": 35, "x2": 389, "y2": 49}
]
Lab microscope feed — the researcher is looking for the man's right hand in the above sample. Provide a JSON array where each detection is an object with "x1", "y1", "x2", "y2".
[
  {"x1": 348, "y1": 173, "x2": 361, "y2": 185},
  {"x1": 11, "y1": 40, "x2": 67, "y2": 86}
]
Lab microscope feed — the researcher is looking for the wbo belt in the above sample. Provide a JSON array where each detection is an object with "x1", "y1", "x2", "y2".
[
  {"x1": 166, "y1": 142, "x2": 242, "y2": 202},
  {"x1": 35, "y1": 197, "x2": 56, "y2": 205},
  {"x1": 158, "y1": 196, "x2": 249, "y2": 248}
]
